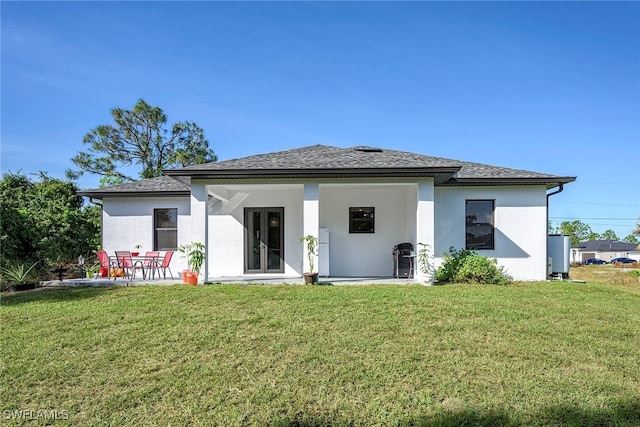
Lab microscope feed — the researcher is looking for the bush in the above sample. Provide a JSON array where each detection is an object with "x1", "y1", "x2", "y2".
[
  {"x1": 455, "y1": 255, "x2": 512, "y2": 285},
  {"x1": 436, "y1": 246, "x2": 512, "y2": 285},
  {"x1": 435, "y1": 247, "x2": 475, "y2": 283},
  {"x1": 0, "y1": 172, "x2": 100, "y2": 267}
]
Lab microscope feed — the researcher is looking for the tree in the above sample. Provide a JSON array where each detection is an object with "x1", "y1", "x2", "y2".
[
  {"x1": 634, "y1": 218, "x2": 640, "y2": 236},
  {"x1": 99, "y1": 173, "x2": 125, "y2": 188},
  {"x1": 622, "y1": 234, "x2": 639, "y2": 244},
  {"x1": 587, "y1": 231, "x2": 601, "y2": 241},
  {"x1": 599, "y1": 229, "x2": 619, "y2": 241},
  {"x1": 557, "y1": 220, "x2": 593, "y2": 246},
  {"x1": 67, "y1": 99, "x2": 216, "y2": 182},
  {"x1": 0, "y1": 172, "x2": 100, "y2": 266}
]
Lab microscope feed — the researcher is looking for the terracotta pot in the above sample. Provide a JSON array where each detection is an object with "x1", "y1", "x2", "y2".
[
  {"x1": 185, "y1": 271, "x2": 198, "y2": 285},
  {"x1": 100, "y1": 267, "x2": 109, "y2": 277},
  {"x1": 131, "y1": 252, "x2": 140, "y2": 257},
  {"x1": 182, "y1": 270, "x2": 191, "y2": 284}
]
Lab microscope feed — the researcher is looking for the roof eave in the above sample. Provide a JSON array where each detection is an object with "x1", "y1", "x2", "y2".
[
  {"x1": 440, "y1": 176, "x2": 576, "y2": 189},
  {"x1": 163, "y1": 167, "x2": 462, "y2": 182},
  {"x1": 78, "y1": 190, "x2": 190, "y2": 199}
]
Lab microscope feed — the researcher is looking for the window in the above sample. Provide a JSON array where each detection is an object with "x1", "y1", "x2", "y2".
[
  {"x1": 349, "y1": 207, "x2": 375, "y2": 233},
  {"x1": 465, "y1": 200, "x2": 494, "y2": 250},
  {"x1": 154, "y1": 208, "x2": 178, "y2": 250}
]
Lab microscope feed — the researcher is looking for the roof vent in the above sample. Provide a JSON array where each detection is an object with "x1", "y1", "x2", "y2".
[{"x1": 352, "y1": 146, "x2": 383, "y2": 153}]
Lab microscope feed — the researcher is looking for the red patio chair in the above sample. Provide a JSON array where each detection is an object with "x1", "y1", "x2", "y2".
[
  {"x1": 156, "y1": 251, "x2": 174, "y2": 279},
  {"x1": 96, "y1": 250, "x2": 111, "y2": 278},
  {"x1": 114, "y1": 251, "x2": 143, "y2": 280},
  {"x1": 142, "y1": 251, "x2": 160, "y2": 279}
]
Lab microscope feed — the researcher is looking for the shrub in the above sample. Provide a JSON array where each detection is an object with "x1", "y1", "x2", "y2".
[
  {"x1": 455, "y1": 255, "x2": 512, "y2": 285},
  {"x1": 0, "y1": 172, "x2": 100, "y2": 266},
  {"x1": 436, "y1": 246, "x2": 512, "y2": 285},
  {"x1": 435, "y1": 247, "x2": 475, "y2": 283}
]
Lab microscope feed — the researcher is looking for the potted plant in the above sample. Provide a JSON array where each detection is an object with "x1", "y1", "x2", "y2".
[
  {"x1": 178, "y1": 242, "x2": 205, "y2": 285},
  {"x1": 131, "y1": 244, "x2": 142, "y2": 257},
  {"x1": 1, "y1": 261, "x2": 39, "y2": 292},
  {"x1": 300, "y1": 235, "x2": 319, "y2": 285},
  {"x1": 178, "y1": 244, "x2": 190, "y2": 283},
  {"x1": 84, "y1": 262, "x2": 101, "y2": 279},
  {"x1": 417, "y1": 242, "x2": 435, "y2": 285}
]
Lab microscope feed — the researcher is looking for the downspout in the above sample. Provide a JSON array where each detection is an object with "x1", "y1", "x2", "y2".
[
  {"x1": 546, "y1": 184, "x2": 564, "y2": 278},
  {"x1": 546, "y1": 184, "x2": 564, "y2": 224}
]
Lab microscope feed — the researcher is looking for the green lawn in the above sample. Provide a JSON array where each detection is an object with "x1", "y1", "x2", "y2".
[{"x1": 2, "y1": 282, "x2": 639, "y2": 426}]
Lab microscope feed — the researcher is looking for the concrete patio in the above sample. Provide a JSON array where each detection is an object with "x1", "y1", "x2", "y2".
[{"x1": 39, "y1": 275, "x2": 419, "y2": 288}]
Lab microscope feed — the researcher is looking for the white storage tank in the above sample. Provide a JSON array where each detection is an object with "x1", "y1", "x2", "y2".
[{"x1": 548, "y1": 234, "x2": 571, "y2": 278}]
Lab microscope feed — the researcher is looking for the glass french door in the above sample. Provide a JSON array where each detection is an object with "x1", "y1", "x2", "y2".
[{"x1": 244, "y1": 208, "x2": 284, "y2": 273}]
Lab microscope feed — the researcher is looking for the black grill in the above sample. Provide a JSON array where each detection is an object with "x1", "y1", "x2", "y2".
[{"x1": 392, "y1": 243, "x2": 414, "y2": 278}]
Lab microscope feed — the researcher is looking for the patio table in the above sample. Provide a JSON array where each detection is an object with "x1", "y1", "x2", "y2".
[{"x1": 110, "y1": 254, "x2": 161, "y2": 280}]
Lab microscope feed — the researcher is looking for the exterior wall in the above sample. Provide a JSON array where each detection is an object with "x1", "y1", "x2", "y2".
[
  {"x1": 101, "y1": 183, "x2": 551, "y2": 281},
  {"x1": 206, "y1": 182, "x2": 419, "y2": 278},
  {"x1": 434, "y1": 186, "x2": 548, "y2": 281},
  {"x1": 303, "y1": 183, "x2": 320, "y2": 273},
  {"x1": 207, "y1": 185, "x2": 304, "y2": 277},
  {"x1": 319, "y1": 184, "x2": 418, "y2": 277},
  {"x1": 101, "y1": 197, "x2": 191, "y2": 273},
  {"x1": 191, "y1": 182, "x2": 208, "y2": 279},
  {"x1": 415, "y1": 181, "x2": 435, "y2": 282}
]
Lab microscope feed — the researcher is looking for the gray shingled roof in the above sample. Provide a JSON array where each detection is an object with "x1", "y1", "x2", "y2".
[
  {"x1": 79, "y1": 176, "x2": 190, "y2": 197},
  {"x1": 173, "y1": 145, "x2": 463, "y2": 171},
  {"x1": 573, "y1": 240, "x2": 638, "y2": 251},
  {"x1": 166, "y1": 144, "x2": 574, "y2": 183},
  {"x1": 81, "y1": 145, "x2": 575, "y2": 197}
]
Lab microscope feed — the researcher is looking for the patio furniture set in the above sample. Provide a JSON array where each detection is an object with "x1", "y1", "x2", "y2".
[{"x1": 96, "y1": 250, "x2": 174, "y2": 281}]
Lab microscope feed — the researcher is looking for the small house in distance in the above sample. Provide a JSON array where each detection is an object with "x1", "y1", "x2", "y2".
[
  {"x1": 571, "y1": 240, "x2": 640, "y2": 264},
  {"x1": 80, "y1": 144, "x2": 576, "y2": 282}
]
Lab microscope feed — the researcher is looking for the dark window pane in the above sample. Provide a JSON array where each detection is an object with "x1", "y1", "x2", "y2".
[
  {"x1": 465, "y1": 200, "x2": 494, "y2": 250},
  {"x1": 155, "y1": 209, "x2": 177, "y2": 228},
  {"x1": 244, "y1": 208, "x2": 284, "y2": 273},
  {"x1": 154, "y1": 208, "x2": 178, "y2": 251},
  {"x1": 267, "y1": 212, "x2": 282, "y2": 270},
  {"x1": 349, "y1": 207, "x2": 375, "y2": 233},
  {"x1": 156, "y1": 230, "x2": 177, "y2": 251},
  {"x1": 248, "y1": 211, "x2": 261, "y2": 270}
]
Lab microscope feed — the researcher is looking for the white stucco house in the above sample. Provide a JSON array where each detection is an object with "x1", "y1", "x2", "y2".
[
  {"x1": 80, "y1": 145, "x2": 576, "y2": 282},
  {"x1": 571, "y1": 240, "x2": 640, "y2": 264}
]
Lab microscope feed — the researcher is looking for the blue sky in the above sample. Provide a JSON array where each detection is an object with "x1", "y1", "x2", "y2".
[{"x1": 2, "y1": 1, "x2": 639, "y2": 238}]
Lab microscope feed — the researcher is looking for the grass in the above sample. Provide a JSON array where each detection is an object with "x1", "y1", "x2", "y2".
[
  {"x1": 1, "y1": 280, "x2": 639, "y2": 426},
  {"x1": 569, "y1": 264, "x2": 640, "y2": 293}
]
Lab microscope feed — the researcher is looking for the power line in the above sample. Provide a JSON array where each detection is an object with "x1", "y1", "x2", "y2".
[
  {"x1": 549, "y1": 217, "x2": 637, "y2": 220},
  {"x1": 550, "y1": 224, "x2": 636, "y2": 228},
  {"x1": 553, "y1": 201, "x2": 640, "y2": 207},
  {"x1": 577, "y1": 181, "x2": 639, "y2": 186}
]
